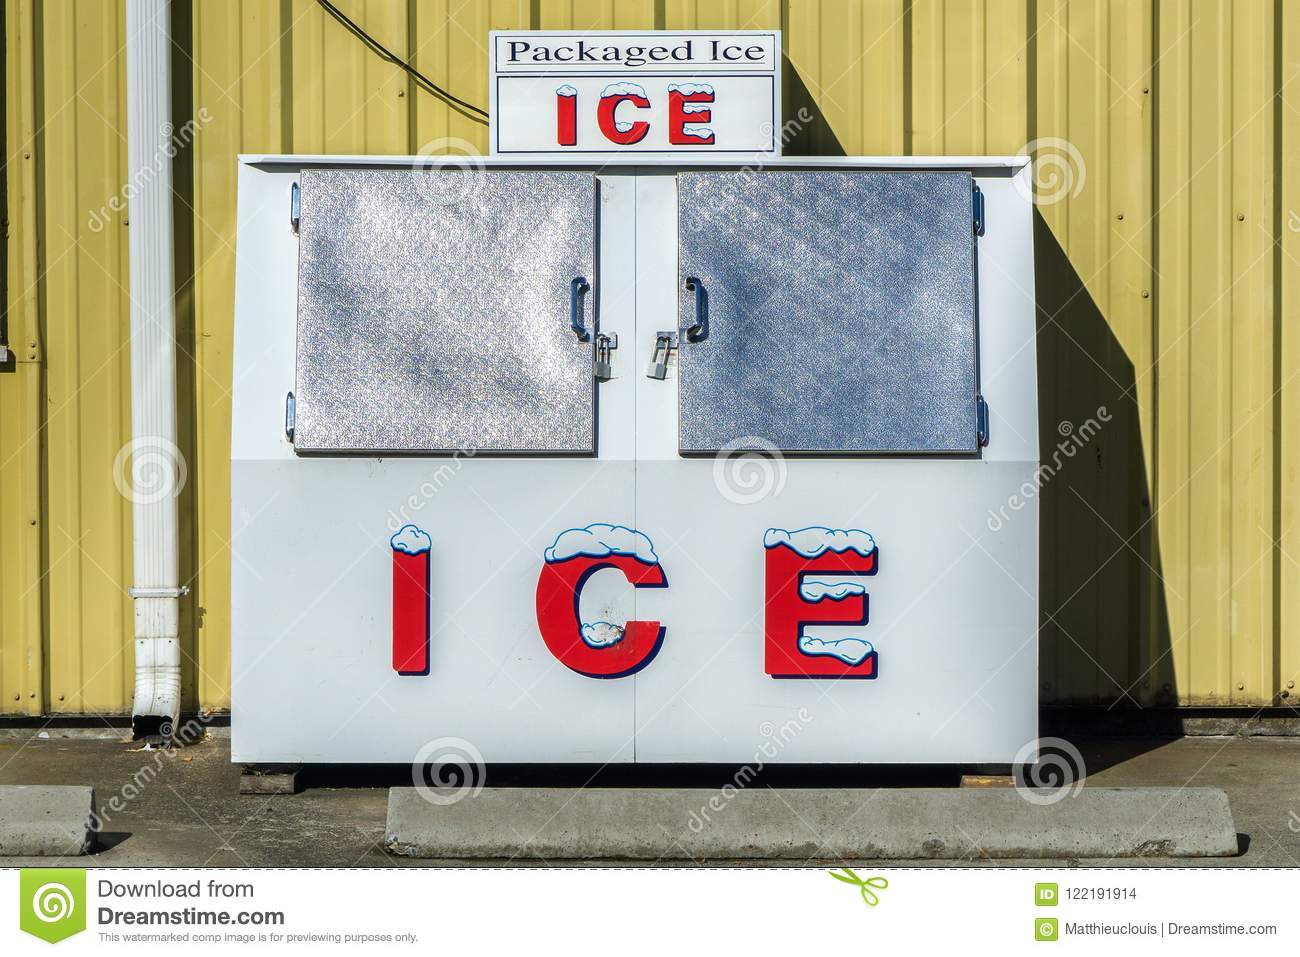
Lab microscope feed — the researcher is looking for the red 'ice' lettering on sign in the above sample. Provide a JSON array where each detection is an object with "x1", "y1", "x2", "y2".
[
  {"x1": 391, "y1": 524, "x2": 433, "y2": 675},
  {"x1": 597, "y1": 83, "x2": 651, "y2": 145},
  {"x1": 536, "y1": 523, "x2": 667, "y2": 678},
  {"x1": 764, "y1": 527, "x2": 879, "y2": 678}
]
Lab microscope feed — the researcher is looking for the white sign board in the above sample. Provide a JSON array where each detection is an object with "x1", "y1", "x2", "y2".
[{"x1": 489, "y1": 31, "x2": 781, "y2": 157}]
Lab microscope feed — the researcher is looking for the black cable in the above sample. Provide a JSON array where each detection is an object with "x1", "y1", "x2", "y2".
[{"x1": 315, "y1": 0, "x2": 489, "y2": 123}]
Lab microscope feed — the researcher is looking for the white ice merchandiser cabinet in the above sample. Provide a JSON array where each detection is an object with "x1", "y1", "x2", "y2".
[{"x1": 231, "y1": 156, "x2": 1039, "y2": 765}]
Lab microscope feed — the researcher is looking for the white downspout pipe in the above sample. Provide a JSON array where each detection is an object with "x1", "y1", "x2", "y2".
[{"x1": 126, "y1": 0, "x2": 183, "y2": 736}]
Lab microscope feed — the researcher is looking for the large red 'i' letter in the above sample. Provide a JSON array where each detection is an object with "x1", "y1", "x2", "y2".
[
  {"x1": 556, "y1": 85, "x2": 577, "y2": 146},
  {"x1": 391, "y1": 525, "x2": 433, "y2": 675}
]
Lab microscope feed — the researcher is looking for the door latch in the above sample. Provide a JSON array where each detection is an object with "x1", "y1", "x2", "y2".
[
  {"x1": 595, "y1": 332, "x2": 617, "y2": 381},
  {"x1": 646, "y1": 331, "x2": 678, "y2": 380}
]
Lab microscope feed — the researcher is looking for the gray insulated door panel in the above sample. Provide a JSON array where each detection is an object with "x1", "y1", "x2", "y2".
[
  {"x1": 294, "y1": 169, "x2": 596, "y2": 454},
  {"x1": 677, "y1": 171, "x2": 979, "y2": 454}
]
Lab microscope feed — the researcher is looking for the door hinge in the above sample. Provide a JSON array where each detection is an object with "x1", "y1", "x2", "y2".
[
  {"x1": 972, "y1": 183, "x2": 985, "y2": 237},
  {"x1": 290, "y1": 181, "x2": 301, "y2": 234},
  {"x1": 977, "y1": 394, "x2": 990, "y2": 447},
  {"x1": 285, "y1": 391, "x2": 296, "y2": 442}
]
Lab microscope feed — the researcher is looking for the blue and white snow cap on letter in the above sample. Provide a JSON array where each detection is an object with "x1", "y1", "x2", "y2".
[
  {"x1": 544, "y1": 523, "x2": 660, "y2": 565},
  {"x1": 580, "y1": 621, "x2": 626, "y2": 648},
  {"x1": 763, "y1": 527, "x2": 876, "y2": 558},
  {"x1": 799, "y1": 579, "x2": 869, "y2": 602},
  {"x1": 390, "y1": 524, "x2": 432, "y2": 555},
  {"x1": 798, "y1": 635, "x2": 875, "y2": 666}
]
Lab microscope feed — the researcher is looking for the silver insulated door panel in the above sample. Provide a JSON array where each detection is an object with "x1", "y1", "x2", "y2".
[
  {"x1": 294, "y1": 169, "x2": 596, "y2": 453},
  {"x1": 677, "y1": 171, "x2": 979, "y2": 454}
]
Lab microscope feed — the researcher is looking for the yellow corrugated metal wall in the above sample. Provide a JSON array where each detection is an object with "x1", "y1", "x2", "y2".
[
  {"x1": 1, "y1": 0, "x2": 1296, "y2": 713},
  {"x1": 2, "y1": 0, "x2": 135, "y2": 715}
]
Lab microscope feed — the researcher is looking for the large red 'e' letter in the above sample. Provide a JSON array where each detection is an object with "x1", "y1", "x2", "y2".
[
  {"x1": 764, "y1": 527, "x2": 878, "y2": 678},
  {"x1": 668, "y1": 86, "x2": 716, "y2": 145}
]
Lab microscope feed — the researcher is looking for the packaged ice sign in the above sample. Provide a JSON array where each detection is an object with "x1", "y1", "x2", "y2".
[{"x1": 489, "y1": 31, "x2": 781, "y2": 157}]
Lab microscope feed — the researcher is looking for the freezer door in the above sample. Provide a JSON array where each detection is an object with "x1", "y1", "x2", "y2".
[
  {"x1": 293, "y1": 169, "x2": 597, "y2": 454},
  {"x1": 676, "y1": 171, "x2": 979, "y2": 454}
]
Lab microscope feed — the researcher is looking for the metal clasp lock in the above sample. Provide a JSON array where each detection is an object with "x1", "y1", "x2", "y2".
[
  {"x1": 646, "y1": 331, "x2": 677, "y2": 380},
  {"x1": 594, "y1": 332, "x2": 617, "y2": 381}
]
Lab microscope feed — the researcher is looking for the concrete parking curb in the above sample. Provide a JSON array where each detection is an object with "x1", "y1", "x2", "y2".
[
  {"x1": 385, "y1": 786, "x2": 1238, "y2": 860},
  {"x1": 0, "y1": 785, "x2": 98, "y2": 856}
]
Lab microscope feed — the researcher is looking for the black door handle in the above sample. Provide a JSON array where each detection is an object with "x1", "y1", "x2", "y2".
[
  {"x1": 570, "y1": 276, "x2": 591, "y2": 342},
  {"x1": 684, "y1": 276, "x2": 708, "y2": 342}
]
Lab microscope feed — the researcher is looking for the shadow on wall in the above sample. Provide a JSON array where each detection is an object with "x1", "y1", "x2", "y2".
[
  {"x1": 780, "y1": 56, "x2": 846, "y2": 157},
  {"x1": 779, "y1": 58, "x2": 1177, "y2": 724},
  {"x1": 171, "y1": 0, "x2": 202, "y2": 710},
  {"x1": 1033, "y1": 211, "x2": 1177, "y2": 719}
]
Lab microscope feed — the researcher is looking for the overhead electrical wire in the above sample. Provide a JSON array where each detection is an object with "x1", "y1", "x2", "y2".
[{"x1": 315, "y1": 0, "x2": 490, "y2": 123}]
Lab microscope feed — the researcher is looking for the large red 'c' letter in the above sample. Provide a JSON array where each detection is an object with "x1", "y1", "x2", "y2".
[
  {"x1": 596, "y1": 83, "x2": 651, "y2": 145},
  {"x1": 536, "y1": 524, "x2": 667, "y2": 678}
]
